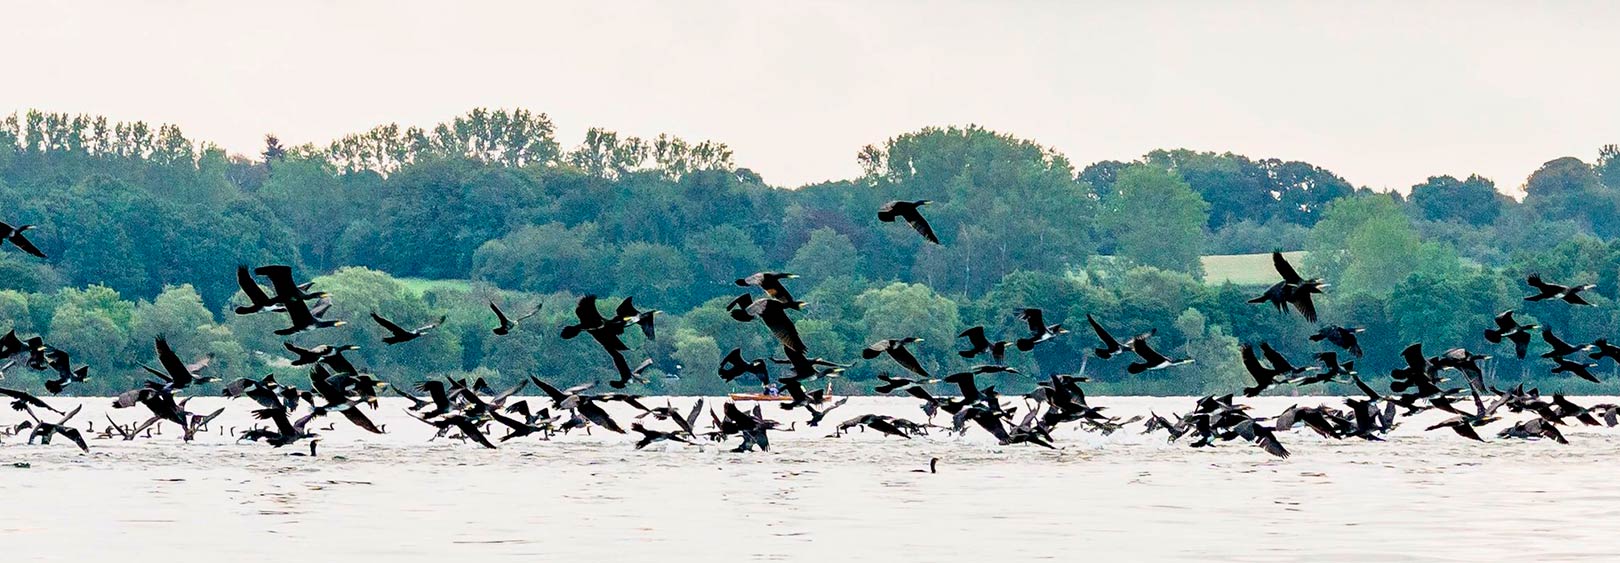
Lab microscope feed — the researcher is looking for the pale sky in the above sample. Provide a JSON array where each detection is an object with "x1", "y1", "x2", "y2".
[{"x1": 2, "y1": 1, "x2": 1616, "y2": 194}]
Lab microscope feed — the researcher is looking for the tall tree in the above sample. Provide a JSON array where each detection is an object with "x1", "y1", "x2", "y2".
[{"x1": 1106, "y1": 165, "x2": 1209, "y2": 277}]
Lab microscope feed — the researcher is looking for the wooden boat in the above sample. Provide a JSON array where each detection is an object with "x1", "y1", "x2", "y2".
[{"x1": 728, "y1": 393, "x2": 792, "y2": 402}]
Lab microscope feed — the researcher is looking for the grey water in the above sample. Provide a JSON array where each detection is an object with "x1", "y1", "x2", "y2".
[{"x1": 3, "y1": 396, "x2": 1616, "y2": 562}]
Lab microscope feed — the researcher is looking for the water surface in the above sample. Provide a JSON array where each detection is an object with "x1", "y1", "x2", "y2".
[{"x1": 3, "y1": 396, "x2": 1615, "y2": 562}]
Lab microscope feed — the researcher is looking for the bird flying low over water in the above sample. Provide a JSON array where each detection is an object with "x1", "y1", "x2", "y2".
[
  {"x1": 1086, "y1": 314, "x2": 1132, "y2": 359},
  {"x1": 864, "y1": 338, "x2": 930, "y2": 378},
  {"x1": 1013, "y1": 308, "x2": 1067, "y2": 351},
  {"x1": 877, "y1": 200, "x2": 939, "y2": 244},
  {"x1": 1484, "y1": 310, "x2": 1537, "y2": 359},
  {"x1": 1240, "y1": 343, "x2": 1305, "y2": 397},
  {"x1": 1126, "y1": 335, "x2": 1192, "y2": 374},
  {"x1": 1310, "y1": 325, "x2": 1364, "y2": 357},
  {"x1": 717, "y1": 348, "x2": 768, "y2": 384},
  {"x1": 1540, "y1": 328, "x2": 1592, "y2": 360},
  {"x1": 956, "y1": 326, "x2": 1011, "y2": 364},
  {"x1": 139, "y1": 337, "x2": 218, "y2": 391},
  {"x1": 276, "y1": 297, "x2": 344, "y2": 335}
]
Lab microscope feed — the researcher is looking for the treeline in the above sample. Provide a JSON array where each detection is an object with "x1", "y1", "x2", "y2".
[{"x1": 1, "y1": 108, "x2": 1619, "y2": 396}]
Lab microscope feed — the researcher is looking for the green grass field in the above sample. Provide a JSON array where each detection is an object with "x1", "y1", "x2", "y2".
[
  {"x1": 396, "y1": 277, "x2": 475, "y2": 295},
  {"x1": 391, "y1": 254, "x2": 1296, "y2": 296},
  {"x1": 1201, "y1": 251, "x2": 1306, "y2": 286}
]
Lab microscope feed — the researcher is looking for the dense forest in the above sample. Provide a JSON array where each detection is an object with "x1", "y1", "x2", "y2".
[{"x1": 2, "y1": 108, "x2": 1619, "y2": 397}]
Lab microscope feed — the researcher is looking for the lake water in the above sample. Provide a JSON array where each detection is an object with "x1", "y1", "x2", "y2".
[{"x1": 3, "y1": 395, "x2": 1617, "y2": 562}]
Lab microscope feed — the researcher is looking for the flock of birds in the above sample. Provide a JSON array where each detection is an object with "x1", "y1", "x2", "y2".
[{"x1": 2, "y1": 203, "x2": 1619, "y2": 462}]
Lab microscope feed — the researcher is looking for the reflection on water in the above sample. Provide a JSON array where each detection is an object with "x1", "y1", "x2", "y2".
[{"x1": 3, "y1": 396, "x2": 1618, "y2": 562}]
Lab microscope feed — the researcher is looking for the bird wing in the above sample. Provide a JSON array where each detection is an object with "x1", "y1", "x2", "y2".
[
  {"x1": 1134, "y1": 338, "x2": 1170, "y2": 365},
  {"x1": 528, "y1": 377, "x2": 570, "y2": 405},
  {"x1": 455, "y1": 418, "x2": 498, "y2": 449},
  {"x1": 959, "y1": 326, "x2": 989, "y2": 349},
  {"x1": 55, "y1": 426, "x2": 89, "y2": 452},
  {"x1": 417, "y1": 316, "x2": 446, "y2": 332},
  {"x1": 876, "y1": 201, "x2": 900, "y2": 220},
  {"x1": 1086, "y1": 314, "x2": 1119, "y2": 348},
  {"x1": 1240, "y1": 345, "x2": 1270, "y2": 378},
  {"x1": 155, "y1": 337, "x2": 193, "y2": 386},
  {"x1": 342, "y1": 405, "x2": 385, "y2": 434},
  {"x1": 684, "y1": 398, "x2": 705, "y2": 432},
  {"x1": 1494, "y1": 311, "x2": 1516, "y2": 330},
  {"x1": 371, "y1": 313, "x2": 409, "y2": 336},
  {"x1": 1351, "y1": 375, "x2": 1381, "y2": 400},
  {"x1": 1017, "y1": 309, "x2": 1046, "y2": 334},
  {"x1": 1401, "y1": 343, "x2": 1426, "y2": 369},
  {"x1": 615, "y1": 297, "x2": 639, "y2": 319},
  {"x1": 1288, "y1": 291, "x2": 1319, "y2": 323},
  {"x1": 1260, "y1": 343, "x2": 1295, "y2": 372},
  {"x1": 903, "y1": 209, "x2": 939, "y2": 243},
  {"x1": 1543, "y1": 328, "x2": 1571, "y2": 350},
  {"x1": 762, "y1": 308, "x2": 806, "y2": 352},
  {"x1": 7, "y1": 230, "x2": 45, "y2": 258},
  {"x1": 1272, "y1": 251, "x2": 1303, "y2": 284},
  {"x1": 574, "y1": 295, "x2": 605, "y2": 327},
  {"x1": 889, "y1": 346, "x2": 930, "y2": 378},
  {"x1": 489, "y1": 301, "x2": 512, "y2": 328},
  {"x1": 237, "y1": 266, "x2": 273, "y2": 304},
  {"x1": 253, "y1": 265, "x2": 303, "y2": 298}
]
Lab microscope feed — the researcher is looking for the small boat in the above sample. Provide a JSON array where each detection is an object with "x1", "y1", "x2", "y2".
[{"x1": 728, "y1": 393, "x2": 792, "y2": 402}]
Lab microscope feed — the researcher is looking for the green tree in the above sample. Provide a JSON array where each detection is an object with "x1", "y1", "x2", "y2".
[
  {"x1": 128, "y1": 284, "x2": 214, "y2": 353},
  {"x1": 786, "y1": 228, "x2": 859, "y2": 287},
  {"x1": 614, "y1": 242, "x2": 695, "y2": 309},
  {"x1": 1106, "y1": 165, "x2": 1209, "y2": 277},
  {"x1": 1409, "y1": 174, "x2": 1506, "y2": 225},
  {"x1": 1307, "y1": 194, "x2": 1421, "y2": 295},
  {"x1": 853, "y1": 283, "x2": 960, "y2": 378}
]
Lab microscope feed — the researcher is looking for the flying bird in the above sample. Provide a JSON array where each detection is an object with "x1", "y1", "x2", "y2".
[
  {"x1": 1484, "y1": 310, "x2": 1537, "y2": 359},
  {"x1": 371, "y1": 313, "x2": 445, "y2": 345},
  {"x1": 0, "y1": 221, "x2": 46, "y2": 258},
  {"x1": 1309, "y1": 325, "x2": 1364, "y2": 357},
  {"x1": 1126, "y1": 336, "x2": 1192, "y2": 374},
  {"x1": 1524, "y1": 274, "x2": 1595, "y2": 305},
  {"x1": 863, "y1": 338, "x2": 930, "y2": 378},
  {"x1": 1248, "y1": 251, "x2": 1326, "y2": 322},
  {"x1": 490, "y1": 301, "x2": 541, "y2": 336},
  {"x1": 877, "y1": 200, "x2": 939, "y2": 244}
]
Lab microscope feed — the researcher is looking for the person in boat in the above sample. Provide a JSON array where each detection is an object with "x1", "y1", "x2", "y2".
[{"x1": 764, "y1": 383, "x2": 780, "y2": 397}]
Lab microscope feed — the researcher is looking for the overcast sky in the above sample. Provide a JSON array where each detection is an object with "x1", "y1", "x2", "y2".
[{"x1": 2, "y1": 1, "x2": 1616, "y2": 193}]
